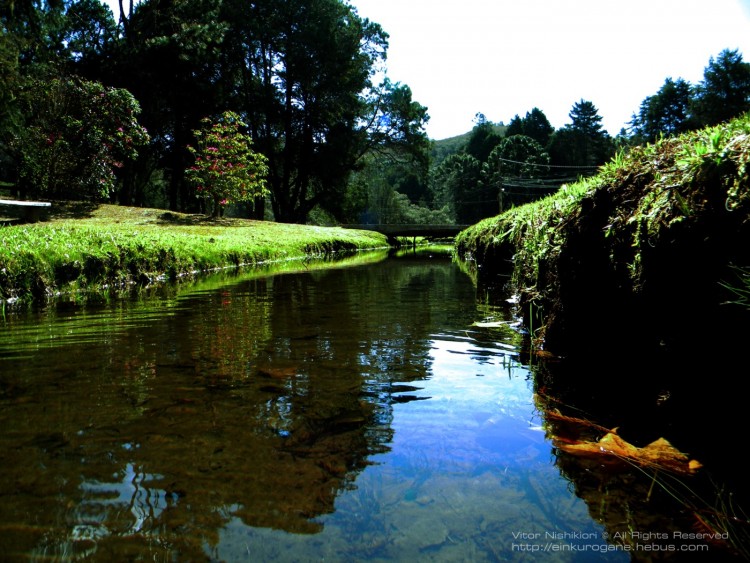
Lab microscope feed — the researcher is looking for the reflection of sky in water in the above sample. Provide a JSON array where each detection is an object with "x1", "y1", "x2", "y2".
[
  {"x1": 29, "y1": 461, "x2": 172, "y2": 561},
  {"x1": 215, "y1": 331, "x2": 623, "y2": 562},
  {"x1": 77, "y1": 461, "x2": 168, "y2": 537},
  {"x1": 388, "y1": 332, "x2": 544, "y2": 473}
]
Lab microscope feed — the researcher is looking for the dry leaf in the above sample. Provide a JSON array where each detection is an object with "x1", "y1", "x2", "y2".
[{"x1": 555, "y1": 431, "x2": 701, "y2": 475}]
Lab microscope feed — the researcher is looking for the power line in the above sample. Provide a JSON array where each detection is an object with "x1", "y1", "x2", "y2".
[{"x1": 495, "y1": 156, "x2": 600, "y2": 170}]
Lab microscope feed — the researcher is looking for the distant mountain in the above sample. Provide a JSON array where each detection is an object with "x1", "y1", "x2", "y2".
[{"x1": 430, "y1": 124, "x2": 508, "y2": 167}]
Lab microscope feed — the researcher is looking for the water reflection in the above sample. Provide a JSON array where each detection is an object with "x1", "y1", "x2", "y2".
[
  {"x1": 2, "y1": 250, "x2": 618, "y2": 561},
  {"x1": 532, "y1": 352, "x2": 750, "y2": 561}
]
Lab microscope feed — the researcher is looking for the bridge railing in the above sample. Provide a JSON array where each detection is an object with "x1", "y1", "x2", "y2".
[{"x1": 341, "y1": 224, "x2": 471, "y2": 237}]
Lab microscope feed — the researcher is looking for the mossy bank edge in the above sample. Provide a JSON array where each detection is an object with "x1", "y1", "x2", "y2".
[{"x1": 455, "y1": 114, "x2": 750, "y2": 359}]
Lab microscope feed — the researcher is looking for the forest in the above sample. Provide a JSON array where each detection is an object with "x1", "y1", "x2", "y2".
[{"x1": 3, "y1": 0, "x2": 750, "y2": 226}]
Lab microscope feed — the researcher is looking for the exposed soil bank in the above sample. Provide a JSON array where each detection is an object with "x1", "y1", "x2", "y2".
[{"x1": 456, "y1": 115, "x2": 750, "y2": 361}]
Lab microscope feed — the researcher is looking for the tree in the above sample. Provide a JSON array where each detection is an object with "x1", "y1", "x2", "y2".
[
  {"x1": 63, "y1": 0, "x2": 118, "y2": 73},
  {"x1": 629, "y1": 77, "x2": 693, "y2": 143},
  {"x1": 10, "y1": 76, "x2": 149, "y2": 200},
  {"x1": 333, "y1": 78, "x2": 430, "y2": 221},
  {"x1": 387, "y1": 191, "x2": 451, "y2": 225},
  {"x1": 112, "y1": 0, "x2": 228, "y2": 210},
  {"x1": 568, "y1": 99, "x2": 604, "y2": 137},
  {"x1": 506, "y1": 108, "x2": 554, "y2": 146},
  {"x1": 431, "y1": 153, "x2": 483, "y2": 224},
  {"x1": 0, "y1": 29, "x2": 21, "y2": 162},
  {"x1": 348, "y1": 157, "x2": 418, "y2": 225},
  {"x1": 220, "y1": 0, "x2": 428, "y2": 223},
  {"x1": 506, "y1": 114, "x2": 524, "y2": 137},
  {"x1": 0, "y1": 35, "x2": 21, "y2": 186},
  {"x1": 345, "y1": 149, "x2": 433, "y2": 224},
  {"x1": 481, "y1": 135, "x2": 549, "y2": 211},
  {"x1": 1, "y1": 0, "x2": 71, "y2": 81},
  {"x1": 464, "y1": 112, "x2": 502, "y2": 163},
  {"x1": 548, "y1": 99, "x2": 613, "y2": 167},
  {"x1": 6, "y1": 0, "x2": 429, "y2": 219},
  {"x1": 362, "y1": 79, "x2": 431, "y2": 165},
  {"x1": 691, "y1": 49, "x2": 750, "y2": 127},
  {"x1": 186, "y1": 111, "x2": 269, "y2": 217},
  {"x1": 483, "y1": 135, "x2": 549, "y2": 180}
]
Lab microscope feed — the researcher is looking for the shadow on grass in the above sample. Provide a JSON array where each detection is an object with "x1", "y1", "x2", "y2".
[
  {"x1": 47, "y1": 200, "x2": 101, "y2": 220},
  {"x1": 157, "y1": 211, "x2": 255, "y2": 227}
]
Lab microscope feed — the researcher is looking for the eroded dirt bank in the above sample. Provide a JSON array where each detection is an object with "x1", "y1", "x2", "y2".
[{"x1": 456, "y1": 115, "x2": 750, "y2": 361}]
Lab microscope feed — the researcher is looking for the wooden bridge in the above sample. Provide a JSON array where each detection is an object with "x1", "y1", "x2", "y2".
[{"x1": 342, "y1": 224, "x2": 471, "y2": 243}]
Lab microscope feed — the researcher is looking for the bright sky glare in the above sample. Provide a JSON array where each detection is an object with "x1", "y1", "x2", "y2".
[
  {"x1": 103, "y1": 0, "x2": 750, "y2": 140},
  {"x1": 348, "y1": 0, "x2": 750, "y2": 139}
]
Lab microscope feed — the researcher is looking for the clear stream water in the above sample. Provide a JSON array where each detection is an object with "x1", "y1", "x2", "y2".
[{"x1": 0, "y1": 249, "x2": 742, "y2": 562}]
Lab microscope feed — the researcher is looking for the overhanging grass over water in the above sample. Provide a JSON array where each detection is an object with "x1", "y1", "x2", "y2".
[
  {"x1": 0, "y1": 204, "x2": 388, "y2": 302},
  {"x1": 456, "y1": 113, "x2": 750, "y2": 355}
]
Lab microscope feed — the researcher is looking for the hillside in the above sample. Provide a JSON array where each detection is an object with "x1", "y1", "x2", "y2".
[{"x1": 430, "y1": 124, "x2": 508, "y2": 166}]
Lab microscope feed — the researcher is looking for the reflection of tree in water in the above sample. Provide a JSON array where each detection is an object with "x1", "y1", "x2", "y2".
[
  {"x1": 0, "y1": 255, "x2": 470, "y2": 559},
  {"x1": 532, "y1": 356, "x2": 750, "y2": 561}
]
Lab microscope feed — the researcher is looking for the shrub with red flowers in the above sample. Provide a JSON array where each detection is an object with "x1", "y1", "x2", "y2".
[
  {"x1": 12, "y1": 77, "x2": 149, "y2": 201},
  {"x1": 186, "y1": 111, "x2": 269, "y2": 217}
]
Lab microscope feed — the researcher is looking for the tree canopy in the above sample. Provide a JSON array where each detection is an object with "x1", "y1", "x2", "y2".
[
  {"x1": 629, "y1": 78, "x2": 693, "y2": 143},
  {"x1": 629, "y1": 49, "x2": 750, "y2": 142},
  {"x1": 0, "y1": 0, "x2": 429, "y2": 223},
  {"x1": 464, "y1": 112, "x2": 502, "y2": 163},
  {"x1": 2, "y1": 3, "x2": 749, "y2": 227},
  {"x1": 506, "y1": 108, "x2": 554, "y2": 146},
  {"x1": 691, "y1": 48, "x2": 750, "y2": 127},
  {"x1": 547, "y1": 99, "x2": 613, "y2": 167}
]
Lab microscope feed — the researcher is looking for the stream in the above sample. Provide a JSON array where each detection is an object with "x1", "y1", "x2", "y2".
[{"x1": 0, "y1": 248, "x2": 744, "y2": 561}]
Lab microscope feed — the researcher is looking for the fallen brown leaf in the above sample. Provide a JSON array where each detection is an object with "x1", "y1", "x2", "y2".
[{"x1": 555, "y1": 431, "x2": 702, "y2": 474}]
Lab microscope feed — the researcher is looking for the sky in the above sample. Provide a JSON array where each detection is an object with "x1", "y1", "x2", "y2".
[
  {"x1": 348, "y1": 0, "x2": 750, "y2": 139},
  {"x1": 103, "y1": 0, "x2": 750, "y2": 140}
]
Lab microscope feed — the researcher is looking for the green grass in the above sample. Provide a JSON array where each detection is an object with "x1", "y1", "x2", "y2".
[
  {"x1": 455, "y1": 113, "x2": 750, "y2": 348},
  {"x1": 455, "y1": 177, "x2": 595, "y2": 287},
  {"x1": 0, "y1": 203, "x2": 389, "y2": 302}
]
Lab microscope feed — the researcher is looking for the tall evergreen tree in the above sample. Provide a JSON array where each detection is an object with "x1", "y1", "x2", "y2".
[
  {"x1": 629, "y1": 77, "x2": 693, "y2": 143},
  {"x1": 464, "y1": 112, "x2": 502, "y2": 163},
  {"x1": 63, "y1": 0, "x2": 118, "y2": 75},
  {"x1": 506, "y1": 108, "x2": 554, "y2": 146},
  {"x1": 505, "y1": 114, "x2": 524, "y2": 137},
  {"x1": 568, "y1": 99, "x2": 604, "y2": 137},
  {"x1": 691, "y1": 48, "x2": 750, "y2": 127},
  {"x1": 548, "y1": 99, "x2": 613, "y2": 167},
  {"x1": 432, "y1": 153, "x2": 483, "y2": 223},
  {"x1": 111, "y1": 0, "x2": 228, "y2": 209}
]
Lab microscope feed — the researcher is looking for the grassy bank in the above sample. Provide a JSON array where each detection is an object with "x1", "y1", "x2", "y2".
[
  {"x1": 0, "y1": 203, "x2": 388, "y2": 302},
  {"x1": 456, "y1": 114, "x2": 750, "y2": 356}
]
